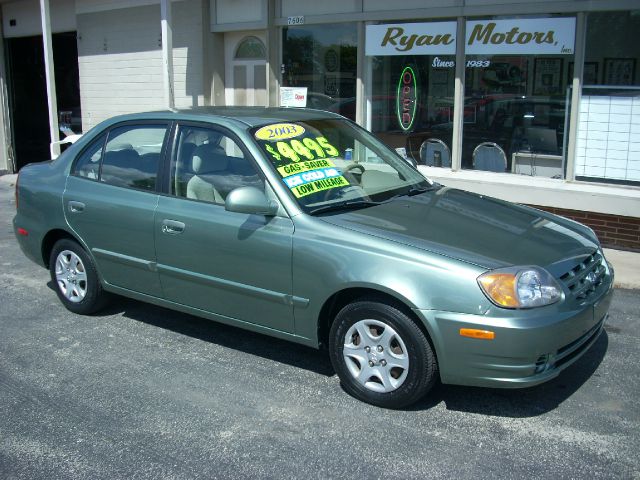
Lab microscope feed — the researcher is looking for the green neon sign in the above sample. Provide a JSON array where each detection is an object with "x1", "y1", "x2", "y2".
[{"x1": 396, "y1": 66, "x2": 417, "y2": 132}]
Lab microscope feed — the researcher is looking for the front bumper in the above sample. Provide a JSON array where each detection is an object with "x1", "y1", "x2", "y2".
[{"x1": 415, "y1": 277, "x2": 614, "y2": 389}]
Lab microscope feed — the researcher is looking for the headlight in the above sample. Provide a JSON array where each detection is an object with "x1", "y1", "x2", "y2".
[{"x1": 477, "y1": 267, "x2": 562, "y2": 309}]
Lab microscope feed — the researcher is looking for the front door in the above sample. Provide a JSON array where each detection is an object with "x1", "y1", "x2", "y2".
[
  {"x1": 153, "y1": 123, "x2": 295, "y2": 332},
  {"x1": 225, "y1": 32, "x2": 267, "y2": 107}
]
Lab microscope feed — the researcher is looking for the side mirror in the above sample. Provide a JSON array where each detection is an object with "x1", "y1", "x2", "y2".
[{"x1": 225, "y1": 186, "x2": 279, "y2": 216}]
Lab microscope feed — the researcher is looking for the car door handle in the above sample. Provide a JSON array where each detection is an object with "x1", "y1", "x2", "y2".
[
  {"x1": 161, "y1": 219, "x2": 185, "y2": 234},
  {"x1": 68, "y1": 201, "x2": 85, "y2": 213}
]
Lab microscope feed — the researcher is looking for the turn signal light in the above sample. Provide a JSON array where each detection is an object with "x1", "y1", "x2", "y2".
[
  {"x1": 17, "y1": 227, "x2": 28, "y2": 236},
  {"x1": 477, "y1": 272, "x2": 519, "y2": 308},
  {"x1": 459, "y1": 328, "x2": 495, "y2": 340}
]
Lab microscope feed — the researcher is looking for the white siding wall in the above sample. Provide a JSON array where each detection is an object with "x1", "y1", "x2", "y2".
[
  {"x1": 76, "y1": 0, "x2": 163, "y2": 15},
  {"x1": 77, "y1": 0, "x2": 204, "y2": 130},
  {"x1": 173, "y1": 0, "x2": 205, "y2": 110}
]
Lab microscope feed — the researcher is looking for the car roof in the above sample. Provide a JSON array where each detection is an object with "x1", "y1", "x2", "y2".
[{"x1": 109, "y1": 106, "x2": 345, "y2": 128}]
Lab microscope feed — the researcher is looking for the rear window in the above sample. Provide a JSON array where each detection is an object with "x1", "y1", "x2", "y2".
[{"x1": 72, "y1": 124, "x2": 168, "y2": 191}]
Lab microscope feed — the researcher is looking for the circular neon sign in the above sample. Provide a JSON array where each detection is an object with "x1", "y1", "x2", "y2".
[{"x1": 396, "y1": 66, "x2": 417, "y2": 132}]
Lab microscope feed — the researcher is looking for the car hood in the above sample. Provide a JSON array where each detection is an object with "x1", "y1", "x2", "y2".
[{"x1": 319, "y1": 186, "x2": 598, "y2": 270}]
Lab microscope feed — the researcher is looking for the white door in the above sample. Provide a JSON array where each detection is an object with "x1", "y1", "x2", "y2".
[{"x1": 225, "y1": 32, "x2": 267, "y2": 106}]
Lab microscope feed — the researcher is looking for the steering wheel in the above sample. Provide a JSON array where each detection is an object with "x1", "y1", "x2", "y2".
[{"x1": 344, "y1": 163, "x2": 365, "y2": 176}]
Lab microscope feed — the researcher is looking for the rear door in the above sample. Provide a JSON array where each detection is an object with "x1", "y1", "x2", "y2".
[
  {"x1": 153, "y1": 122, "x2": 295, "y2": 332},
  {"x1": 64, "y1": 122, "x2": 170, "y2": 297}
]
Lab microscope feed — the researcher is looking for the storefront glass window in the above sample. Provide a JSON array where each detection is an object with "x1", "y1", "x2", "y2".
[
  {"x1": 461, "y1": 17, "x2": 575, "y2": 178},
  {"x1": 575, "y1": 11, "x2": 640, "y2": 186},
  {"x1": 367, "y1": 21, "x2": 456, "y2": 166},
  {"x1": 370, "y1": 54, "x2": 455, "y2": 166},
  {"x1": 282, "y1": 24, "x2": 357, "y2": 120}
]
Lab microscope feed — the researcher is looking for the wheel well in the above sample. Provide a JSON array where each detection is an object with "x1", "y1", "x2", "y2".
[
  {"x1": 41, "y1": 229, "x2": 78, "y2": 268},
  {"x1": 317, "y1": 288, "x2": 434, "y2": 352}
]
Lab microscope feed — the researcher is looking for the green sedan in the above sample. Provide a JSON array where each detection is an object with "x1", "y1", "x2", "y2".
[{"x1": 13, "y1": 107, "x2": 614, "y2": 408}]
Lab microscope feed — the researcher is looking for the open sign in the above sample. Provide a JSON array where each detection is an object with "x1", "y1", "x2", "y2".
[{"x1": 396, "y1": 66, "x2": 417, "y2": 131}]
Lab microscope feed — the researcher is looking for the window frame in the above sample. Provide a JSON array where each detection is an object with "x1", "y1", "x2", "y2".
[
  {"x1": 164, "y1": 121, "x2": 268, "y2": 206},
  {"x1": 70, "y1": 132, "x2": 107, "y2": 181},
  {"x1": 69, "y1": 130, "x2": 107, "y2": 182},
  {"x1": 69, "y1": 120, "x2": 172, "y2": 194}
]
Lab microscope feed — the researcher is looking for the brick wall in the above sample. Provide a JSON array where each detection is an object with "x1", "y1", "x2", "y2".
[{"x1": 532, "y1": 205, "x2": 640, "y2": 252}]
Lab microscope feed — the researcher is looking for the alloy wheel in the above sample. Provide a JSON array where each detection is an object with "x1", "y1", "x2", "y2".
[{"x1": 55, "y1": 250, "x2": 88, "y2": 303}]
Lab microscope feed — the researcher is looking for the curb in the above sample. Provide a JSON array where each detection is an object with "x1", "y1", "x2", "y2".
[{"x1": 0, "y1": 174, "x2": 17, "y2": 186}]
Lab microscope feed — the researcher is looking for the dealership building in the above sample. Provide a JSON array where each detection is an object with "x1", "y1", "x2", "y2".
[{"x1": 0, "y1": 0, "x2": 638, "y2": 249}]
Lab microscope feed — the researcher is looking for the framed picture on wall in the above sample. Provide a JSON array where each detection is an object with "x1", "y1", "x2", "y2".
[
  {"x1": 568, "y1": 62, "x2": 599, "y2": 85},
  {"x1": 533, "y1": 58, "x2": 563, "y2": 95},
  {"x1": 434, "y1": 104, "x2": 452, "y2": 123},
  {"x1": 603, "y1": 58, "x2": 636, "y2": 86}
]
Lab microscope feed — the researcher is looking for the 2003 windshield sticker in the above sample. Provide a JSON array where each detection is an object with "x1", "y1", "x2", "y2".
[{"x1": 255, "y1": 123, "x2": 349, "y2": 197}]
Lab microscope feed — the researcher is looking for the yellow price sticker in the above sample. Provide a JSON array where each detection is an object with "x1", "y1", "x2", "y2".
[
  {"x1": 271, "y1": 137, "x2": 339, "y2": 163},
  {"x1": 255, "y1": 123, "x2": 306, "y2": 141}
]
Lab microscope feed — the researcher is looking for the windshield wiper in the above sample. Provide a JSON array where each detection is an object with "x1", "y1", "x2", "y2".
[
  {"x1": 406, "y1": 185, "x2": 433, "y2": 196},
  {"x1": 383, "y1": 184, "x2": 434, "y2": 203},
  {"x1": 308, "y1": 200, "x2": 381, "y2": 216}
]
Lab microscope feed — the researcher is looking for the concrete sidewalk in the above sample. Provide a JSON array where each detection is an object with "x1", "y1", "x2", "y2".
[
  {"x1": 0, "y1": 173, "x2": 16, "y2": 185},
  {"x1": 603, "y1": 249, "x2": 640, "y2": 290},
  {"x1": 1, "y1": 172, "x2": 638, "y2": 289}
]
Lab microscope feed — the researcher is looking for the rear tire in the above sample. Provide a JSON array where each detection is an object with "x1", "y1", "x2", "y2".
[
  {"x1": 49, "y1": 239, "x2": 108, "y2": 315},
  {"x1": 329, "y1": 299, "x2": 437, "y2": 409}
]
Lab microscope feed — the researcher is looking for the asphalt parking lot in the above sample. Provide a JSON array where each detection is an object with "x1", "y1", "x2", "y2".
[{"x1": 0, "y1": 179, "x2": 638, "y2": 480}]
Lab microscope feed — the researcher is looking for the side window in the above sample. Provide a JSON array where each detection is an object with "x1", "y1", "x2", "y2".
[
  {"x1": 72, "y1": 134, "x2": 106, "y2": 179},
  {"x1": 171, "y1": 125, "x2": 264, "y2": 204},
  {"x1": 100, "y1": 125, "x2": 167, "y2": 191}
]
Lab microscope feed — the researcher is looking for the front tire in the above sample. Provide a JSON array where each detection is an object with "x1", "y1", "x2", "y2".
[
  {"x1": 49, "y1": 239, "x2": 108, "y2": 315},
  {"x1": 329, "y1": 299, "x2": 437, "y2": 409}
]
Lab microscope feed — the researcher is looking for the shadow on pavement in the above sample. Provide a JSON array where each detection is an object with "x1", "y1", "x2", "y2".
[
  {"x1": 46, "y1": 284, "x2": 336, "y2": 377},
  {"x1": 47, "y1": 281, "x2": 609, "y2": 416}
]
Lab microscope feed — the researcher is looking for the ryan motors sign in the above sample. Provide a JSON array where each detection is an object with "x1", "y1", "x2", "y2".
[
  {"x1": 465, "y1": 18, "x2": 575, "y2": 55},
  {"x1": 366, "y1": 22, "x2": 456, "y2": 56},
  {"x1": 365, "y1": 18, "x2": 575, "y2": 56}
]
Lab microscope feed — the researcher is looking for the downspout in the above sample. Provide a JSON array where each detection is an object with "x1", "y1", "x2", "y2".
[
  {"x1": 40, "y1": 0, "x2": 60, "y2": 159},
  {"x1": 161, "y1": 0, "x2": 175, "y2": 109},
  {"x1": 0, "y1": 8, "x2": 15, "y2": 172}
]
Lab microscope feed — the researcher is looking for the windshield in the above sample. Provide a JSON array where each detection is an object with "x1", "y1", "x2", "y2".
[{"x1": 251, "y1": 118, "x2": 431, "y2": 214}]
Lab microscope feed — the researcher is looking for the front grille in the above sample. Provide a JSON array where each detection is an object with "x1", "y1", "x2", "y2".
[
  {"x1": 558, "y1": 250, "x2": 606, "y2": 301},
  {"x1": 553, "y1": 317, "x2": 605, "y2": 369}
]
